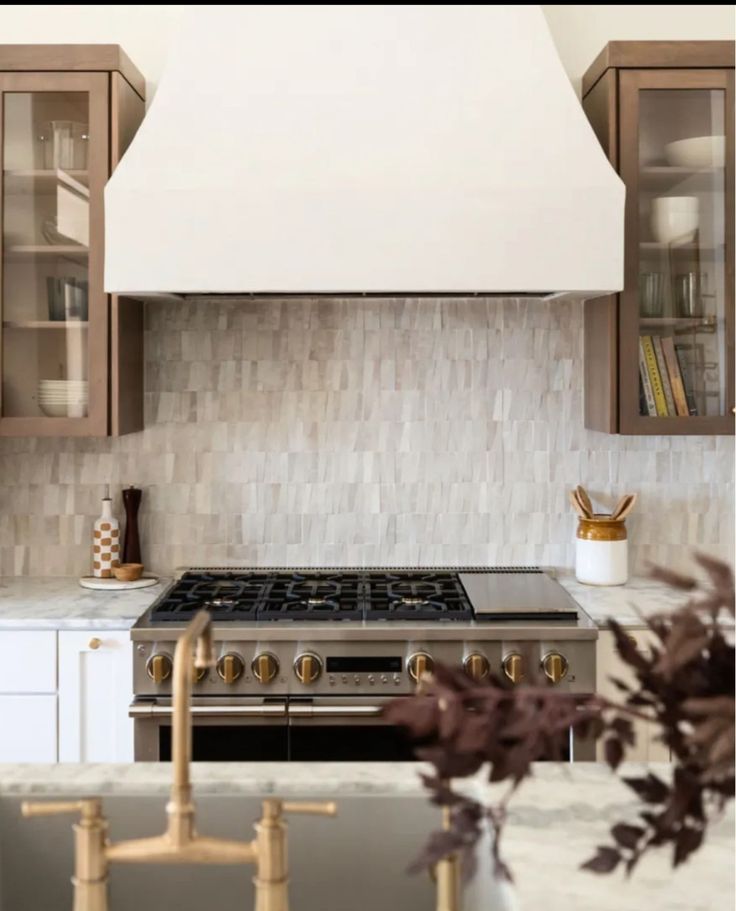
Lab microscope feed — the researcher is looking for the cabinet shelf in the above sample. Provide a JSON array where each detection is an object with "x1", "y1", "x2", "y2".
[
  {"x1": 3, "y1": 169, "x2": 89, "y2": 194},
  {"x1": 639, "y1": 315, "x2": 717, "y2": 331},
  {"x1": 640, "y1": 165, "x2": 722, "y2": 191},
  {"x1": 640, "y1": 241, "x2": 722, "y2": 253},
  {"x1": 4, "y1": 244, "x2": 88, "y2": 261},
  {"x1": 3, "y1": 320, "x2": 89, "y2": 330}
]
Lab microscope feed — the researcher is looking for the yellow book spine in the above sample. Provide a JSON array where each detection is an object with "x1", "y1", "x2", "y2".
[{"x1": 641, "y1": 336, "x2": 667, "y2": 417}]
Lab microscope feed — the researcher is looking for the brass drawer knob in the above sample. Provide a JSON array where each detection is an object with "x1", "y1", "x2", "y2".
[{"x1": 88, "y1": 637, "x2": 102, "y2": 650}]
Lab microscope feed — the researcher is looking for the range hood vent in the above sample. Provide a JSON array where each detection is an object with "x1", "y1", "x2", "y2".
[{"x1": 105, "y1": 5, "x2": 624, "y2": 298}]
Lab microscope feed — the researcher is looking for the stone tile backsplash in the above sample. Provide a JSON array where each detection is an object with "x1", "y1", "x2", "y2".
[{"x1": 0, "y1": 297, "x2": 732, "y2": 576}]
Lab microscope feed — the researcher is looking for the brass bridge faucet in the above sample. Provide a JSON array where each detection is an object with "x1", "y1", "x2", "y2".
[{"x1": 23, "y1": 610, "x2": 336, "y2": 911}]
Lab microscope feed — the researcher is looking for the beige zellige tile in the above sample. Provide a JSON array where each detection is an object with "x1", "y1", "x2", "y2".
[{"x1": 0, "y1": 298, "x2": 731, "y2": 576}]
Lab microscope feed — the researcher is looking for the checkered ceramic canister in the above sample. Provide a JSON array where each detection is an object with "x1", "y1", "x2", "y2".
[{"x1": 92, "y1": 492, "x2": 120, "y2": 578}]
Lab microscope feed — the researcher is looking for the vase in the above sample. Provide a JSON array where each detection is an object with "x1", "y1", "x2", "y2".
[{"x1": 92, "y1": 491, "x2": 120, "y2": 578}]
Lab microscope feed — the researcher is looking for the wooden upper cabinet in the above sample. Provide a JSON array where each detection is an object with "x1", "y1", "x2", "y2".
[
  {"x1": 0, "y1": 46, "x2": 145, "y2": 437},
  {"x1": 583, "y1": 42, "x2": 735, "y2": 435}
]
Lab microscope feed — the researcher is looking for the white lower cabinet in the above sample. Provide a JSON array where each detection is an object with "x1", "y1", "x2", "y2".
[
  {"x1": 0, "y1": 694, "x2": 57, "y2": 761},
  {"x1": 596, "y1": 629, "x2": 670, "y2": 762},
  {"x1": 58, "y1": 630, "x2": 134, "y2": 762},
  {"x1": 0, "y1": 631, "x2": 58, "y2": 761}
]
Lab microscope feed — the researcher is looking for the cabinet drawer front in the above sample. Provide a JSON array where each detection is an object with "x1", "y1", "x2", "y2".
[
  {"x1": 0, "y1": 631, "x2": 56, "y2": 693},
  {"x1": 0, "y1": 695, "x2": 57, "y2": 761}
]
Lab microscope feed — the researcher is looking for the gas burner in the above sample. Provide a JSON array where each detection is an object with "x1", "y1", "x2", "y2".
[
  {"x1": 188, "y1": 579, "x2": 251, "y2": 603},
  {"x1": 150, "y1": 569, "x2": 474, "y2": 622},
  {"x1": 364, "y1": 572, "x2": 473, "y2": 621},
  {"x1": 150, "y1": 571, "x2": 269, "y2": 621},
  {"x1": 387, "y1": 579, "x2": 442, "y2": 602},
  {"x1": 259, "y1": 573, "x2": 363, "y2": 621}
]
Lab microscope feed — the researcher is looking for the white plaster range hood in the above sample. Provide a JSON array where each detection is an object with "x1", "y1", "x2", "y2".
[{"x1": 105, "y1": 5, "x2": 624, "y2": 299}]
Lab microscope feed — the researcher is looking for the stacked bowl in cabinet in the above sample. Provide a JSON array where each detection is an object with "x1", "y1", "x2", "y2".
[{"x1": 38, "y1": 380, "x2": 89, "y2": 418}]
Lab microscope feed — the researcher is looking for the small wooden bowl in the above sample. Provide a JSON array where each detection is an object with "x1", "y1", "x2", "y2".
[{"x1": 113, "y1": 563, "x2": 144, "y2": 582}]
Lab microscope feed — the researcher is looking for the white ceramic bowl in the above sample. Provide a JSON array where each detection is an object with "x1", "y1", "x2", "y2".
[
  {"x1": 39, "y1": 401, "x2": 86, "y2": 418},
  {"x1": 665, "y1": 135, "x2": 725, "y2": 168},
  {"x1": 651, "y1": 196, "x2": 699, "y2": 244}
]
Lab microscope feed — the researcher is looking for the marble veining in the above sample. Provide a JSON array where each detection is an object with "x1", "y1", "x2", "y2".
[
  {"x1": 0, "y1": 297, "x2": 732, "y2": 577},
  {"x1": 555, "y1": 572, "x2": 703, "y2": 628},
  {"x1": 0, "y1": 576, "x2": 168, "y2": 629},
  {"x1": 0, "y1": 762, "x2": 730, "y2": 911}
]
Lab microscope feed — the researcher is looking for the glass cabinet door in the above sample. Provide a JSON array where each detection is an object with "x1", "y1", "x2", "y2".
[
  {"x1": 0, "y1": 72, "x2": 108, "y2": 435},
  {"x1": 620, "y1": 69, "x2": 734, "y2": 434}
]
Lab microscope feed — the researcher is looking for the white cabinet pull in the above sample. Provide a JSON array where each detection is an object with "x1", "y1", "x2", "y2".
[{"x1": 88, "y1": 638, "x2": 102, "y2": 650}]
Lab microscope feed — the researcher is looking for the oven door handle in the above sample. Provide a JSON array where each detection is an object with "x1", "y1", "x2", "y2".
[
  {"x1": 129, "y1": 703, "x2": 287, "y2": 718},
  {"x1": 287, "y1": 704, "x2": 385, "y2": 718}
]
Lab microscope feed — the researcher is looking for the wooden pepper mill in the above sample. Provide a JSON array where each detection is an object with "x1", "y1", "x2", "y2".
[{"x1": 122, "y1": 485, "x2": 142, "y2": 565}]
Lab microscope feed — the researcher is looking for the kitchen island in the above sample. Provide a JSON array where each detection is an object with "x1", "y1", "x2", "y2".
[{"x1": 0, "y1": 762, "x2": 731, "y2": 911}]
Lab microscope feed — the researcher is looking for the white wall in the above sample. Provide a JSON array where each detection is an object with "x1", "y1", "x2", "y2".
[
  {"x1": 1, "y1": 5, "x2": 733, "y2": 99},
  {"x1": 542, "y1": 4, "x2": 735, "y2": 94}
]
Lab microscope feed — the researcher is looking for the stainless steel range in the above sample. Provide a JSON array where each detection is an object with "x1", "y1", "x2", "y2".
[{"x1": 130, "y1": 567, "x2": 597, "y2": 762}]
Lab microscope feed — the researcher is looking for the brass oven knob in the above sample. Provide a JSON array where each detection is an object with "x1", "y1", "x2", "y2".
[
  {"x1": 463, "y1": 652, "x2": 490, "y2": 683},
  {"x1": 502, "y1": 653, "x2": 524, "y2": 685},
  {"x1": 294, "y1": 653, "x2": 322, "y2": 685},
  {"x1": 252, "y1": 652, "x2": 279, "y2": 684},
  {"x1": 146, "y1": 653, "x2": 172, "y2": 684},
  {"x1": 542, "y1": 652, "x2": 568, "y2": 685},
  {"x1": 407, "y1": 652, "x2": 434, "y2": 684},
  {"x1": 217, "y1": 653, "x2": 245, "y2": 684}
]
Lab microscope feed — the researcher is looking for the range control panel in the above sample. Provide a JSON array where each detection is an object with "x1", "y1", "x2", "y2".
[{"x1": 134, "y1": 639, "x2": 596, "y2": 697}]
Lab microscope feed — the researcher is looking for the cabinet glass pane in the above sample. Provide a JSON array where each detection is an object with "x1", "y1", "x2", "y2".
[
  {"x1": 2, "y1": 92, "x2": 90, "y2": 418},
  {"x1": 637, "y1": 89, "x2": 727, "y2": 419}
]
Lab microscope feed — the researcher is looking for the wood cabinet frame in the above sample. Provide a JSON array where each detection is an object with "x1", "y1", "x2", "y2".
[
  {"x1": 0, "y1": 46, "x2": 145, "y2": 437},
  {"x1": 583, "y1": 42, "x2": 735, "y2": 435}
]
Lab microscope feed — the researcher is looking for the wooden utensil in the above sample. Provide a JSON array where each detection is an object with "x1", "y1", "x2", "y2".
[
  {"x1": 575, "y1": 485, "x2": 594, "y2": 518},
  {"x1": 611, "y1": 493, "x2": 637, "y2": 522},
  {"x1": 569, "y1": 489, "x2": 588, "y2": 519}
]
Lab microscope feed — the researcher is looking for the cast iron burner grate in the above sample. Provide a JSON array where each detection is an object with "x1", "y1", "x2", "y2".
[
  {"x1": 363, "y1": 573, "x2": 472, "y2": 621},
  {"x1": 149, "y1": 570, "x2": 473, "y2": 622}
]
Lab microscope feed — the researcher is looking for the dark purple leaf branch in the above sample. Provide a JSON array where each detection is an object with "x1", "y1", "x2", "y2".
[{"x1": 385, "y1": 554, "x2": 734, "y2": 882}]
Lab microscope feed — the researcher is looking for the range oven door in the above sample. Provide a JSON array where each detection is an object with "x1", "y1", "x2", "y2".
[
  {"x1": 130, "y1": 697, "x2": 288, "y2": 761},
  {"x1": 287, "y1": 697, "x2": 422, "y2": 762}
]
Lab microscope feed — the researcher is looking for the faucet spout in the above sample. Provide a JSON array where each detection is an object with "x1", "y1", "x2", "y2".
[{"x1": 169, "y1": 609, "x2": 214, "y2": 846}]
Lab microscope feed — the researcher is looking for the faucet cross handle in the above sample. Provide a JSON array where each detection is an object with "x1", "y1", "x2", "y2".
[
  {"x1": 22, "y1": 798, "x2": 103, "y2": 823},
  {"x1": 281, "y1": 801, "x2": 338, "y2": 817}
]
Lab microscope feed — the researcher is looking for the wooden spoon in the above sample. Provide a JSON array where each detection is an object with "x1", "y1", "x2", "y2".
[
  {"x1": 569, "y1": 489, "x2": 588, "y2": 519},
  {"x1": 610, "y1": 494, "x2": 629, "y2": 520},
  {"x1": 575, "y1": 485, "x2": 594, "y2": 519},
  {"x1": 612, "y1": 493, "x2": 637, "y2": 522}
]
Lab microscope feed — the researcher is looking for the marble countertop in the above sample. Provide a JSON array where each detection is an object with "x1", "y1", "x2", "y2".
[
  {"x1": 556, "y1": 572, "x2": 694, "y2": 629},
  {"x1": 0, "y1": 576, "x2": 170, "y2": 630},
  {"x1": 0, "y1": 572, "x2": 690, "y2": 631},
  {"x1": 0, "y1": 761, "x2": 731, "y2": 911}
]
